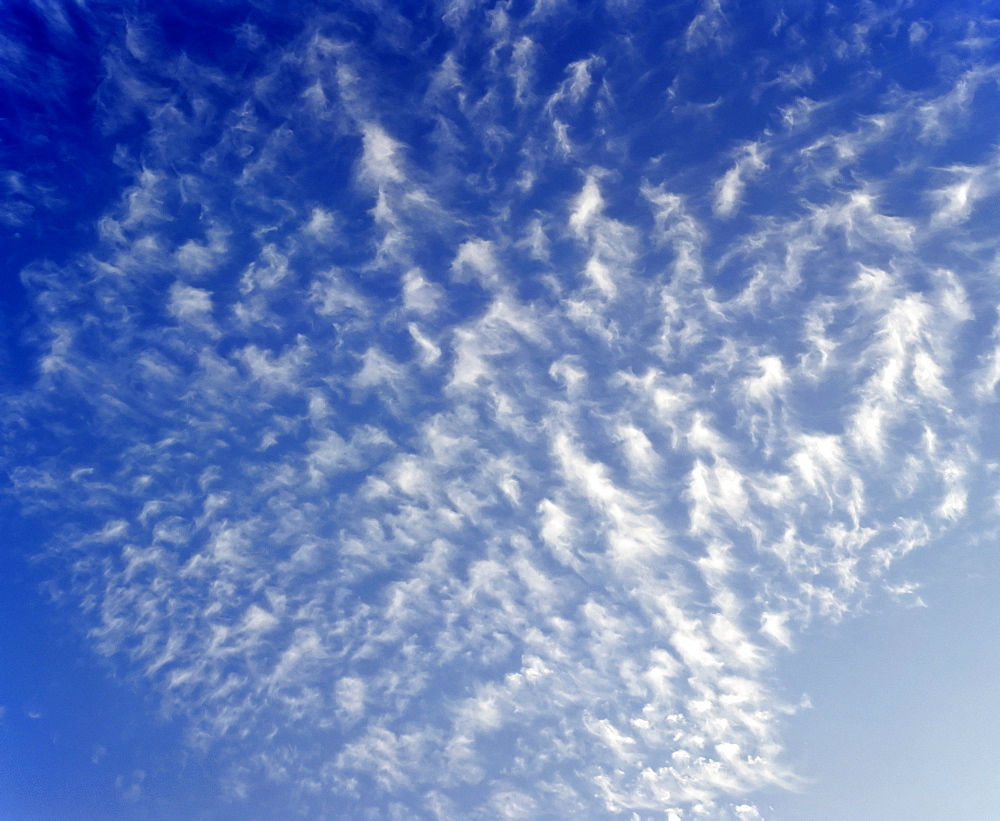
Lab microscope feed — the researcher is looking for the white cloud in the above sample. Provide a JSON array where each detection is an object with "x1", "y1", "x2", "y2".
[
  {"x1": 546, "y1": 56, "x2": 602, "y2": 113},
  {"x1": 359, "y1": 123, "x2": 406, "y2": 186},
  {"x1": 401, "y1": 268, "x2": 445, "y2": 315},
  {"x1": 302, "y1": 207, "x2": 337, "y2": 240},
  {"x1": 451, "y1": 239, "x2": 503, "y2": 289},
  {"x1": 685, "y1": 0, "x2": 730, "y2": 52},
  {"x1": 712, "y1": 143, "x2": 768, "y2": 217},
  {"x1": 7, "y1": 4, "x2": 1000, "y2": 819},
  {"x1": 168, "y1": 281, "x2": 215, "y2": 331}
]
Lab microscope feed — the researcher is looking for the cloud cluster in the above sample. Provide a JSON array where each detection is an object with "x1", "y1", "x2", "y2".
[{"x1": 6, "y1": 1, "x2": 1000, "y2": 817}]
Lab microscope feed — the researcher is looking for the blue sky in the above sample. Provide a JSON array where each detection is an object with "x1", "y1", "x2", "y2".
[{"x1": 3, "y1": 0, "x2": 1000, "y2": 818}]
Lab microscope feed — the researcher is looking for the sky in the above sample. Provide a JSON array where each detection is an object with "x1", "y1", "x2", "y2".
[{"x1": 3, "y1": 0, "x2": 1000, "y2": 818}]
